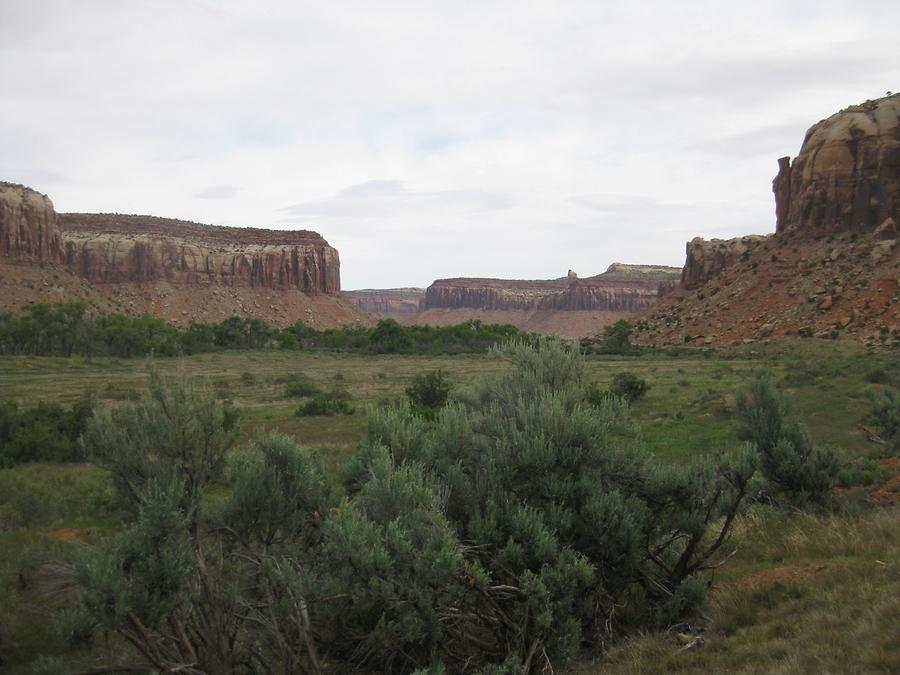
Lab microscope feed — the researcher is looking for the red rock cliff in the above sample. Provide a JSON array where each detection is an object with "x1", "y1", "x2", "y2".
[
  {"x1": 342, "y1": 288, "x2": 425, "y2": 320},
  {"x1": 425, "y1": 264, "x2": 680, "y2": 312},
  {"x1": 774, "y1": 94, "x2": 900, "y2": 235},
  {"x1": 0, "y1": 182, "x2": 61, "y2": 261},
  {"x1": 58, "y1": 214, "x2": 340, "y2": 294}
]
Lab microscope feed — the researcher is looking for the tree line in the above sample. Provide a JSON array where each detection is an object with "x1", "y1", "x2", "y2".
[{"x1": 0, "y1": 302, "x2": 526, "y2": 357}]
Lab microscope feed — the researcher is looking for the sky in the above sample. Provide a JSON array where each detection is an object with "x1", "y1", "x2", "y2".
[{"x1": 2, "y1": 1, "x2": 899, "y2": 289}]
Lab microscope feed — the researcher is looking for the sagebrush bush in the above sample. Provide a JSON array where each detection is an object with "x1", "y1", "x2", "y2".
[
  {"x1": 610, "y1": 372, "x2": 650, "y2": 402},
  {"x1": 868, "y1": 387, "x2": 900, "y2": 448},
  {"x1": 65, "y1": 344, "x2": 759, "y2": 674},
  {"x1": 281, "y1": 372, "x2": 320, "y2": 398},
  {"x1": 736, "y1": 370, "x2": 838, "y2": 501},
  {"x1": 295, "y1": 394, "x2": 354, "y2": 416}
]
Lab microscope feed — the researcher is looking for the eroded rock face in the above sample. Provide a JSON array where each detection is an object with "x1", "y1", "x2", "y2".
[
  {"x1": 59, "y1": 214, "x2": 340, "y2": 294},
  {"x1": 424, "y1": 278, "x2": 570, "y2": 311},
  {"x1": 681, "y1": 236, "x2": 768, "y2": 290},
  {"x1": 774, "y1": 94, "x2": 900, "y2": 234},
  {"x1": 0, "y1": 182, "x2": 61, "y2": 261},
  {"x1": 342, "y1": 288, "x2": 425, "y2": 320},
  {"x1": 425, "y1": 264, "x2": 681, "y2": 313}
]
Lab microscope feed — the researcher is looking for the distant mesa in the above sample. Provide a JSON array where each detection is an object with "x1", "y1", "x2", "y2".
[
  {"x1": 0, "y1": 182, "x2": 365, "y2": 328},
  {"x1": 342, "y1": 288, "x2": 426, "y2": 320}
]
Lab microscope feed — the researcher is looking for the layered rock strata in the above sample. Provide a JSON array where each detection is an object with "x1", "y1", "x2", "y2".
[
  {"x1": 59, "y1": 214, "x2": 340, "y2": 293},
  {"x1": 0, "y1": 182, "x2": 61, "y2": 261},
  {"x1": 342, "y1": 288, "x2": 426, "y2": 320},
  {"x1": 0, "y1": 183, "x2": 363, "y2": 328}
]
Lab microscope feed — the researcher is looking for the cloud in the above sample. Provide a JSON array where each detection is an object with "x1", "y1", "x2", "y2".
[
  {"x1": 280, "y1": 180, "x2": 512, "y2": 221},
  {"x1": 2, "y1": 0, "x2": 899, "y2": 288},
  {"x1": 193, "y1": 183, "x2": 240, "y2": 199}
]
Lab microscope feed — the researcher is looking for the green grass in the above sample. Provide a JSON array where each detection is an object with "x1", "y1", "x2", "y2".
[{"x1": 570, "y1": 506, "x2": 900, "y2": 674}]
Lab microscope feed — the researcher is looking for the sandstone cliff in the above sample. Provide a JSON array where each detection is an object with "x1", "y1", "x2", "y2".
[
  {"x1": 774, "y1": 94, "x2": 900, "y2": 235},
  {"x1": 342, "y1": 288, "x2": 425, "y2": 320},
  {"x1": 635, "y1": 95, "x2": 900, "y2": 348},
  {"x1": 0, "y1": 184, "x2": 366, "y2": 328},
  {"x1": 0, "y1": 182, "x2": 61, "y2": 261},
  {"x1": 424, "y1": 278, "x2": 570, "y2": 312},
  {"x1": 59, "y1": 214, "x2": 340, "y2": 294}
]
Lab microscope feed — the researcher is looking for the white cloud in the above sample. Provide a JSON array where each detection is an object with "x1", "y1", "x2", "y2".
[{"x1": 2, "y1": 0, "x2": 899, "y2": 288}]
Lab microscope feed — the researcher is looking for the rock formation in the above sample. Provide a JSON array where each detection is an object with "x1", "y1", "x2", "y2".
[
  {"x1": 774, "y1": 94, "x2": 900, "y2": 235},
  {"x1": 0, "y1": 182, "x2": 61, "y2": 261},
  {"x1": 59, "y1": 214, "x2": 340, "y2": 293},
  {"x1": 412, "y1": 264, "x2": 680, "y2": 337},
  {"x1": 424, "y1": 278, "x2": 570, "y2": 312},
  {"x1": 681, "y1": 236, "x2": 768, "y2": 290},
  {"x1": 0, "y1": 183, "x2": 365, "y2": 328},
  {"x1": 342, "y1": 288, "x2": 425, "y2": 320},
  {"x1": 635, "y1": 95, "x2": 900, "y2": 348}
]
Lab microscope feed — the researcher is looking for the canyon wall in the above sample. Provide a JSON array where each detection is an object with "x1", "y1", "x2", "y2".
[
  {"x1": 0, "y1": 182, "x2": 61, "y2": 261},
  {"x1": 413, "y1": 264, "x2": 681, "y2": 337},
  {"x1": 774, "y1": 94, "x2": 900, "y2": 235},
  {"x1": 424, "y1": 278, "x2": 570, "y2": 312},
  {"x1": 59, "y1": 214, "x2": 340, "y2": 293},
  {"x1": 0, "y1": 184, "x2": 364, "y2": 328}
]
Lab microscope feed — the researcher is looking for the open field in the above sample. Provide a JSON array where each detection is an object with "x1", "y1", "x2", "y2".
[{"x1": 0, "y1": 340, "x2": 898, "y2": 673}]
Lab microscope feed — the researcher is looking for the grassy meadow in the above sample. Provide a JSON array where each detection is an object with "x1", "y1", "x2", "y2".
[{"x1": 0, "y1": 339, "x2": 897, "y2": 673}]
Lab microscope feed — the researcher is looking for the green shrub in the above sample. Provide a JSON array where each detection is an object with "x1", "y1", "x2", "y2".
[
  {"x1": 405, "y1": 369, "x2": 452, "y2": 418},
  {"x1": 239, "y1": 371, "x2": 257, "y2": 386},
  {"x1": 610, "y1": 372, "x2": 650, "y2": 402},
  {"x1": 736, "y1": 370, "x2": 838, "y2": 501},
  {"x1": 296, "y1": 394, "x2": 355, "y2": 417},
  {"x1": 282, "y1": 373, "x2": 320, "y2": 398},
  {"x1": 868, "y1": 387, "x2": 900, "y2": 448},
  {"x1": 0, "y1": 396, "x2": 93, "y2": 467},
  {"x1": 597, "y1": 319, "x2": 636, "y2": 354}
]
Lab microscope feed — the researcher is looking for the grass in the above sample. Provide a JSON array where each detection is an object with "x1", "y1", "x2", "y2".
[
  {"x1": 570, "y1": 506, "x2": 900, "y2": 674},
  {"x1": 0, "y1": 339, "x2": 897, "y2": 673}
]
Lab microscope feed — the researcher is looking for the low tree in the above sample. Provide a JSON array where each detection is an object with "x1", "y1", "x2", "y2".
[{"x1": 598, "y1": 320, "x2": 635, "y2": 354}]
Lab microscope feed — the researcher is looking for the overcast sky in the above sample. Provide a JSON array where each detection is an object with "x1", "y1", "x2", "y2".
[{"x1": 2, "y1": 1, "x2": 898, "y2": 288}]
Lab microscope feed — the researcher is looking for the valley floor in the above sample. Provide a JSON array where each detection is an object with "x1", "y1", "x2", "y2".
[{"x1": 0, "y1": 340, "x2": 897, "y2": 673}]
